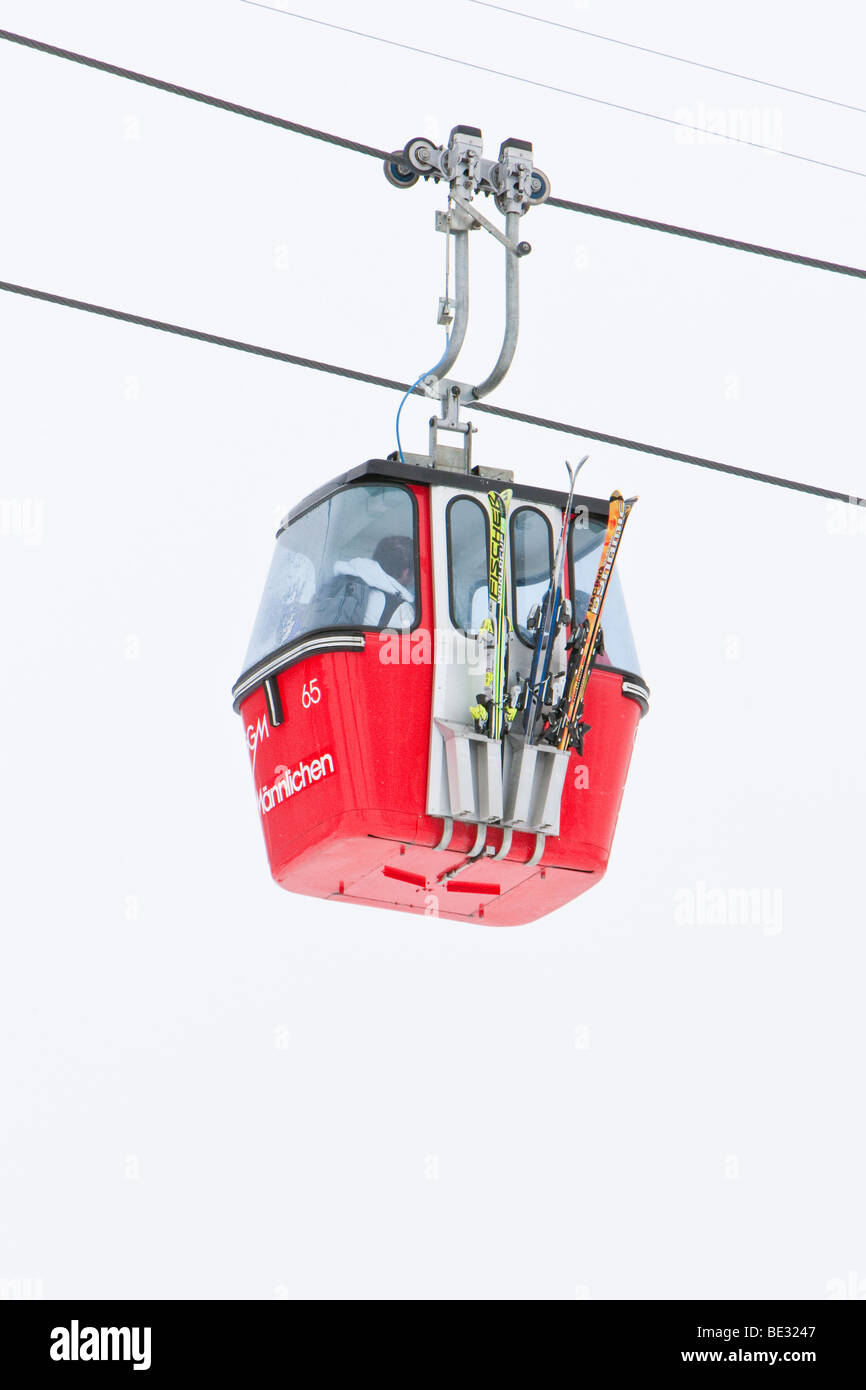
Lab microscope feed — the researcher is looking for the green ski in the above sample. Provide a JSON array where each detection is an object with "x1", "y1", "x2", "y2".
[{"x1": 471, "y1": 487, "x2": 513, "y2": 738}]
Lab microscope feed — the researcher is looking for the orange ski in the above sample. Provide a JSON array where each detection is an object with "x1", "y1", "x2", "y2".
[{"x1": 555, "y1": 492, "x2": 637, "y2": 752}]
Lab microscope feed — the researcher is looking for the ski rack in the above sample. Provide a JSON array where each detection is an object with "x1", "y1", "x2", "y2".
[
  {"x1": 384, "y1": 126, "x2": 550, "y2": 471},
  {"x1": 430, "y1": 720, "x2": 571, "y2": 839}
]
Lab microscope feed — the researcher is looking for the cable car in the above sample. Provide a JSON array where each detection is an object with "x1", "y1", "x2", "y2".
[{"x1": 232, "y1": 127, "x2": 649, "y2": 924}]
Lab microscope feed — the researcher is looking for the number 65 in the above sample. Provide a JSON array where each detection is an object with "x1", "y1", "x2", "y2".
[{"x1": 301, "y1": 678, "x2": 321, "y2": 708}]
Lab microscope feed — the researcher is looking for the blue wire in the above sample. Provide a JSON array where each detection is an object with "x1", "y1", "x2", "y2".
[{"x1": 395, "y1": 333, "x2": 451, "y2": 464}]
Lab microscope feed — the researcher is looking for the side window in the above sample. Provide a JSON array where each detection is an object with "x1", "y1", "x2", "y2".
[
  {"x1": 511, "y1": 507, "x2": 553, "y2": 645},
  {"x1": 447, "y1": 496, "x2": 489, "y2": 633},
  {"x1": 570, "y1": 519, "x2": 641, "y2": 675}
]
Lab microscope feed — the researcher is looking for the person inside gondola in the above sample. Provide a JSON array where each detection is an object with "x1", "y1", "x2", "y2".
[
  {"x1": 337, "y1": 534, "x2": 415, "y2": 627},
  {"x1": 305, "y1": 534, "x2": 415, "y2": 631}
]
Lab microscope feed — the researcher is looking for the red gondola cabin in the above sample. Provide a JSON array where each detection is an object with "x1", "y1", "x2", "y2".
[{"x1": 232, "y1": 458, "x2": 649, "y2": 925}]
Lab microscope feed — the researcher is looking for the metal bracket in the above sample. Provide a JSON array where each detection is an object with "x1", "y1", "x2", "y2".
[
  {"x1": 384, "y1": 125, "x2": 550, "y2": 469},
  {"x1": 428, "y1": 395, "x2": 475, "y2": 469},
  {"x1": 449, "y1": 194, "x2": 531, "y2": 257},
  {"x1": 434, "y1": 817, "x2": 454, "y2": 851},
  {"x1": 436, "y1": 296, "x2": 454, "y2": 328},
  {"x1": 435, "y1": 205, "x2": 474, "y2": 236}
]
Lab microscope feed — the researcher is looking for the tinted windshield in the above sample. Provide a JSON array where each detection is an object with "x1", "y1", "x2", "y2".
[
  {"x1": 244, "y1": 484, "x2": 417, "y2": 669},
  {"x1": 570, "y1": 517, "x2": 641, "y2": 675}
]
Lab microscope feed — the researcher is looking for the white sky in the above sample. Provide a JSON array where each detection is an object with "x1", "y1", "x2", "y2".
[{"x1": 0, "y1": 0, "x2": 863, "y2": 1300}]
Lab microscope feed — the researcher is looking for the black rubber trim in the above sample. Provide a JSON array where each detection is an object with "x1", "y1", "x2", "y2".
[
  {"x1": 232, "y1": 631, "x2": 366, "y2": 712},
  {"x1": 618, "y1": 674, "x2": 651, "y2": 716},
  {"x1": 583, "y1": 662, "x2": 650, "y2": 716},
  {"x1": 264, "y1": 676, "x2": 284, "y2": 729}
]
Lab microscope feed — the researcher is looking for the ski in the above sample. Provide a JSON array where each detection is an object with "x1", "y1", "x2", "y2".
[
  {"x1": 522, "y1": 456, "x2": 587, "y2": 742},
  {"x1": 551, "y1": 491, "x2": 637, "y2": 753},
  {"x1": 471, "y1": 487, "x2": 513, "y2": 739}
]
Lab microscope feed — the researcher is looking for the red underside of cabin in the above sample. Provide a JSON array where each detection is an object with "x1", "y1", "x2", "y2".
[{"x1": 239, "y1": 653, "x2": 639, "y2": 927}]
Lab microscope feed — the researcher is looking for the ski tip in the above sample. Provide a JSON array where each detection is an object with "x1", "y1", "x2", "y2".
[
  {"x1": 625, "y1": 494, "x2": 639, "y2": 509},
  {"x1": 564, "y1": 456, "x2": 589, "y2": 490}
]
